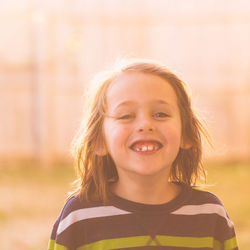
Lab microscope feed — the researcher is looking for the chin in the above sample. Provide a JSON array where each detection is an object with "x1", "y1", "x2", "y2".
[{"x1": 131, "y1": 167, "x2": 168, "y2": 177}]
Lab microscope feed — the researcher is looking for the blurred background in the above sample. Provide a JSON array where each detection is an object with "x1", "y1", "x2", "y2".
[{"x1": 0, "y1": 0, "x2": 249, "y2": 249}]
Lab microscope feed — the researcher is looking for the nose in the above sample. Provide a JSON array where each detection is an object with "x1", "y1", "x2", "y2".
[
  {"x1": 138, "y1": 127, "x2": 153, "y2": 132},
  {"x1": 136, "y1": 113, "x2": 154, "y2": 132}
]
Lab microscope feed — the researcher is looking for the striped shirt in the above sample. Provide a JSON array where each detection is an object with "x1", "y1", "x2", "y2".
[{"x1": 48, "y1": 183, "x2": 238, "y2": 250}]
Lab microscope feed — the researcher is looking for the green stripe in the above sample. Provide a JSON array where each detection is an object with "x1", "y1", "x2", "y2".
[
  {"x1": 77, "y1": 236, "x2": 151, "y2": 250},
  {"x1": 48, "y1": 240, "x2": 55, "y2": 250},
  {"x1": 157, "y1": 235, "x2": 214, "y2": 248},
  {"x1": 214, "y1": 239, "x2": 223, "y2": 250},
  {"x1": 224, "y1": 236, "x2": 238, "y2": 250},
  {"x1": 48, "y1": 239, "x2": 67, "y2": 250},
  {"x1": 51, "y1": 235, "x2": 237, "y2": 250},
  {"x1": 77, "y1": 235, "x2": 220, "y2": 249}
]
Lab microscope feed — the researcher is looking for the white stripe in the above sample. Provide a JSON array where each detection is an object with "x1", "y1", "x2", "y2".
[
  {"x1": 57, "y1": 206, "x2": 131, "y2": 235},
  {"x1": 171, "y1": 203, "x2": 234, "y2": 227}
]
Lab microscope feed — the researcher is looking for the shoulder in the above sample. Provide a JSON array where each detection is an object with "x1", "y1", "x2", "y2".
[
  {"x1": 59, "y1": 196, "x2": 83, "y2": 220},
  {"x1": 176, "y1": 185, "x2": 229, "y2": 217},
  {"x1": 189, "y1": 187, "x2": 224, "y2": 206},
  {"x1": 172, "y1": 186, "x2": 235, "y2": 228},
  {"x1": 52, "y1": 196, "x2": 104, "y2": 237},
  {"x1": 176, "y1": 186, "x2": 235, "y2": 228},
  {"x1": 50, "y1": 196, "x2": 88, "y2": 233},
  {"x1": 59, "y1": 195, "x2": 102, "y2": 220}
]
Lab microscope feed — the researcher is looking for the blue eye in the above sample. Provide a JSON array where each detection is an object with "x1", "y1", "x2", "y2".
[{"x1": 153, "y1": 112, "x2": 169, "y2": 118}]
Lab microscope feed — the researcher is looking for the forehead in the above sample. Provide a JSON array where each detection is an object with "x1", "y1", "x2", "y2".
[{"x1": 105, "y1": 72, "x2": 178, "y2": 109}]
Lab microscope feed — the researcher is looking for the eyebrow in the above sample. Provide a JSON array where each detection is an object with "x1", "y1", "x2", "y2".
[{"x1": 113, "y1": 99, "x2": 172, "y2": 111}]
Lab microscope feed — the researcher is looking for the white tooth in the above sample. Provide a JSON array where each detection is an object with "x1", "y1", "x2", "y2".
[{"x1": 134, "y1": 144, "x2": 160, "y2": 152}]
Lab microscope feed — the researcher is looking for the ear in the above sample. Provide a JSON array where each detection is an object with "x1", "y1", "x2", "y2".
[
  {"x1": 95, "y1": 146, "x2": 108, "y2": 156},
  {"x1": 95, "y1": 137, "x2": 109, "y2": 156}
]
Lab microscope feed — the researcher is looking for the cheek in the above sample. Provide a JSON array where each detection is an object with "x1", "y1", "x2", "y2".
[
  {"x1": 163, "y1": 123, "x2": 182, "y2": 144},
  {"x1": 103, "y1": 121, "x2": 129, "y2": 149}
]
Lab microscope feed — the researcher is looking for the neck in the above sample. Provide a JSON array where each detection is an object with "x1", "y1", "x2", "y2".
[{"x1": 111, "y1": 172, "x2": 180, "y2": 205}]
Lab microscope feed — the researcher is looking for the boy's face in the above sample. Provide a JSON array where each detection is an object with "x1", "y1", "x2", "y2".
[{"x1": 102, "y1": 72, "x2": 186, "y2": 180}]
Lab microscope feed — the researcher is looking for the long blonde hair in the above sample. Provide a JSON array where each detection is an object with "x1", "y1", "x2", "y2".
[{"x1": 71, "y1": 59, "x2": 208, "y2": 203}]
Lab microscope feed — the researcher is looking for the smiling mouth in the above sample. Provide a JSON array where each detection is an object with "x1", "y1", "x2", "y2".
[{"x1": 130, "y1": 141, "x2": 163, "y2": 152}]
